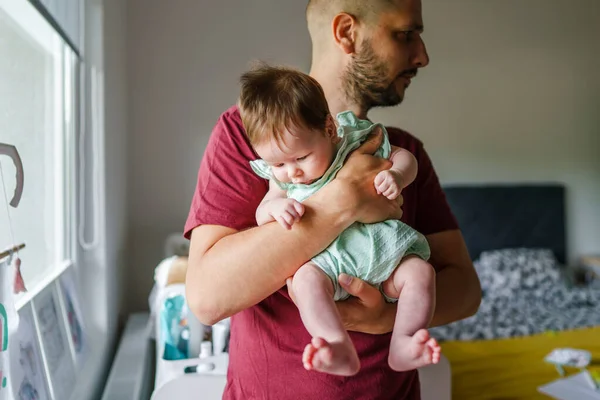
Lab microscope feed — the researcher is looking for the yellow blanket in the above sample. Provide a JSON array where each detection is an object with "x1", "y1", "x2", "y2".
[{"x1": 442, "y1": 326, "x2": 600, "y2": 399}]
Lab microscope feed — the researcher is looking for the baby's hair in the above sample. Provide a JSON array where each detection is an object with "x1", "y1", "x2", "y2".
[{"x1": 238, "y1": 62, "x2": 330, "y2": 146}]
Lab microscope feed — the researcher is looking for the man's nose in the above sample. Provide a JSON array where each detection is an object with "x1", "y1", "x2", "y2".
[{"x1": 412, "y1": 34, "x2": 429, "y2": 68}]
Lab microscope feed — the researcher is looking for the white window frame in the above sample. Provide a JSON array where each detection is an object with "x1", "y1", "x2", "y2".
[{"x1": 0, "y1": 0, "x2": 77, "y2": 311}]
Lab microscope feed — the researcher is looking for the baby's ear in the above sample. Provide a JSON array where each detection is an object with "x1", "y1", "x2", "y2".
[{"x1": 326, "y1": 114, "x2": 338, "y2": 139}]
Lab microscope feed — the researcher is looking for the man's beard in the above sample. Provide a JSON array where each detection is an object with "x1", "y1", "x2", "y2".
[{"x1": 342, "y1": 40, "x2": 408, "y2": 111}]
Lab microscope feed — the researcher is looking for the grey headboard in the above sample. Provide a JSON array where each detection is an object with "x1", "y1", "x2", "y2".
[{"x1": 443, "y1": 184, "x2": 566, "y2": 264}]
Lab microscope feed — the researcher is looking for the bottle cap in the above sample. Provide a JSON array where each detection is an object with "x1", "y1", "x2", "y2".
[{"x1": 199, "y1": 340, "x2": 212, "y2": 359}]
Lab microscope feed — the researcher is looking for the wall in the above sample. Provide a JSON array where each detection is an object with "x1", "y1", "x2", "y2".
[
  {"x1": 102, "y1": 0, "x2": 128, "y2": 332},
  {"x1": 372, "y1": 0, "x2": 600, "y2": 263},
  {"x1": 126, "y1": 0, "x2": 600, "y2": 312}
]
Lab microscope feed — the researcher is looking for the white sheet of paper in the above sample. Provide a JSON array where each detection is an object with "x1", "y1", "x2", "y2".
[
  {"x1": 35, "y1": 286, "x2": 75, "y2": 400},
  {"x1": 59, "y1": 269, "x2": 88, "y2": 366},
  {"x1": 10, "y1": 304, "x2": 50, "y2": 400},
  {"x1": 538, "y1": 372, "x2": 600, "y2": 400}
]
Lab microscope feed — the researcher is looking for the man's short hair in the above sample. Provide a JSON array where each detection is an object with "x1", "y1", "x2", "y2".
[
  {"x1": 238, "y1": 63, "x2": 330, "y2": 146},
  {"x1": 306, "y1": 0, "x2": 394, "y2": 42}
]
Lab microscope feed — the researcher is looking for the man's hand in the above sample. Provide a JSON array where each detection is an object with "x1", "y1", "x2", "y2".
[
  {"x1": 336, "y1": 274, "x2": 395, "y2": 334},
  {"x1": 286, "y1": 273, "x2": 395, "y2": 335},
  {"x1": 329, "y1": 131, "x2": 404, "y2": 224}
]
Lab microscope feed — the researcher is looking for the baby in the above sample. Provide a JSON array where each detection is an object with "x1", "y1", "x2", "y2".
[{"x1": 239, "y1": 64, "x2": 441, "y2": 376}]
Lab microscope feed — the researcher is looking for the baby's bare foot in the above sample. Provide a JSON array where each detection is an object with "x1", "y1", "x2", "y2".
[
  {"x1": 302, "y1": 337, "x2": 360, "y2": 376},
  {"x1": 389, "y1": 329, "x2": 441, "y2": 371}
]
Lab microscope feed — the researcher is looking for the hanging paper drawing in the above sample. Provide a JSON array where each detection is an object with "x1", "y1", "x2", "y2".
[
  {"x1": 10, "y1": 306, "x2": 49, "y2": 400},
  {"x1": 0, "y1": 142, "x2": 26, "y2": 398},
  {"x1": 0, "y1": 305, "x2": 7, "y2": 352}
]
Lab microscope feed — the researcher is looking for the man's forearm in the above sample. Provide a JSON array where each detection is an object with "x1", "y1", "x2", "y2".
[
  {"x1": 429, "y1": 263, "x2": 481, "y2": 327},
  {"x1": 187, "y1": 192, "x2": 353, "y2": 325},
  {"x1": 255, "y1": 202, "x2": 275, "y2": 226}
]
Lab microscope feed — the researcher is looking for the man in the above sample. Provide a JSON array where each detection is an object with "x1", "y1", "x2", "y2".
[{"x1": 184, "y1": 0, "x2": 481, "y2": 398}]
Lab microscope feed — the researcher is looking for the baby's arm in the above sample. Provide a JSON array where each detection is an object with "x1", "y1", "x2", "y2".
[
  {"x1": 256, "y1": 180, "x2": 305, "y2": 229},
  {"x1": 374, "y1": 145, "x2": 418, "y2": 200}
]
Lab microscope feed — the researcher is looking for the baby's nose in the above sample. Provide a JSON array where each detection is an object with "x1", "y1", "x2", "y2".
[{"x1": 288, "y1": 166, "x2": 302, "y2": 178}]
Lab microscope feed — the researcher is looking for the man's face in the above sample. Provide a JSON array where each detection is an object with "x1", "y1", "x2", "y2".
[{"x1": 342, "y1": 0, "x2": 429, "y2": 111}]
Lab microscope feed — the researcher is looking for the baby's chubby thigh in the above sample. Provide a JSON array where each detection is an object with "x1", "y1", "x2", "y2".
[
  {"x1": 381, "y1": 255, "x2": 435, "y2": 301},
  {"x1": 292, "y1": 262, "x2": 336, "y2": 299}
]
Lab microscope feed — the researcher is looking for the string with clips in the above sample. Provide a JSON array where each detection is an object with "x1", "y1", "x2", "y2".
[{"x1": 0, "y1": 143, "x2": 27, "y2": 294}]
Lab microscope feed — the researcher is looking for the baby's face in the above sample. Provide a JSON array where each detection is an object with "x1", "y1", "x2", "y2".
[{"x1": 254, "y1": 121, "x2": 338, "y2": 185}]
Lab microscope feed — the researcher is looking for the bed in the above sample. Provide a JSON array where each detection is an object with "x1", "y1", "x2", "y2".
[{"x1": 430, "y1": 184, "x2": 600, "y2": 399}]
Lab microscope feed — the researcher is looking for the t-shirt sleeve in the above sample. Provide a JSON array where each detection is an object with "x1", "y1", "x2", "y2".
[
  {"x1": 183, "y1": 109, "x2": 268, "y2": 238},
  {"x1": 413, "y1": 143, "x2": 459, "y2": 235}
]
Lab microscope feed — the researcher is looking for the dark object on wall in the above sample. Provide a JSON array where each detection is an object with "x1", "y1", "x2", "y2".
[{"x1": 443, "y1": 184, "x2": 566, "y2": 265}]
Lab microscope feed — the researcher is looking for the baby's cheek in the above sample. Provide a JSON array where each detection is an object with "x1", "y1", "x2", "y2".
[
  {"x1": 273, "y1": 170, "x2": 287, "y2": 183},
  {"x1": 314, "y1": 161, "x2": 329, "y2": 177}
]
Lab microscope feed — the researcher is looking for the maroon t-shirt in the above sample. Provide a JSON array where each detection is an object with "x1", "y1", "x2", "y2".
[{"x1": 184, "y1": 106, "x2": 458, "y2": 400}]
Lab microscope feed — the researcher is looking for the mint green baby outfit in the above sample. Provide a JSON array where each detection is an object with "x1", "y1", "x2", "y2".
[{"x1": 250, "y1": 111, "x2": 430, "y2": 301}]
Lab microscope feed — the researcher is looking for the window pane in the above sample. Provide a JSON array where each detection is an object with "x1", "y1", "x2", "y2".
[{"x1": 0, "y1": 2, "x2": 71, "y2": 290}]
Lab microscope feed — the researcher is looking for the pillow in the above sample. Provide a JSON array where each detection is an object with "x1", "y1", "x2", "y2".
[{"x1": 475, "y1": 248, "x2": 561, "y2": 295}]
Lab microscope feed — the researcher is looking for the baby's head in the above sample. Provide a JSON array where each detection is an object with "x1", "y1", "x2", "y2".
[{"x1": 239, "y1": 64, "x2": 339, "y2": 185}]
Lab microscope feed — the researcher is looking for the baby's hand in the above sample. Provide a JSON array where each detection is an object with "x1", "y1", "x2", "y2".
[
  {"x1": 268, "y1": 198, "x2": 305, "y2": 230},
  {"x1": 374, "y1": 170, "x2": 403, "y2": 200}
]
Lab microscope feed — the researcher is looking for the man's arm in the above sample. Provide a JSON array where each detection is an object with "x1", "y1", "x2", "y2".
[
  {"x1": 187, "y1": 196, "x2": 348, "y2": 326},
  {"x1": 334, "y1": 229, "x2": 481, "y2": 334},
  {"x1": 186, "y1": 133, "x2": 403, "y2": 325},
  {"x1": 427, "y1": 229, "x2": 482, "y2": 327}
]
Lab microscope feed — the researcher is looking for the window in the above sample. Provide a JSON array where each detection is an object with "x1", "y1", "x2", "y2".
[
  {"x1": 0, "y1": 1, "x2": 88, "y2": 399},
  {"x1": 0, "y1": 0, "x2": 76, "y2": 300}
]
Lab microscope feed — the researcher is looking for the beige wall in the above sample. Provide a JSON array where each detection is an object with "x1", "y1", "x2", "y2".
[{"x1": 126, "y1": 0, "x2": 600, "y2": 312}]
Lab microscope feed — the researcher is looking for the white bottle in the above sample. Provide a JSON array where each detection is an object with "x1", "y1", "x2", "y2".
[
  {"x1": 187, "y1": 311, "x2": 205, "y2": 360},
  {"x1": 196, "y1": 340, "x2": 214, "y2": 373},
  {"x1": 212, "y1": 318, "x2": 230, "y2": 355},
  {"x1": 199, "y1": 340, "x2": 213, "y2": 359}
]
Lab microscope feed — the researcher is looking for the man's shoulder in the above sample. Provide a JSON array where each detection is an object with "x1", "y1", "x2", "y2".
[
  {"x1": 385, "y1": 126, "x2": 423, "y2": 146},
  {"x1": 206, "y1": 105, "x2": 257, "y2": 160},
  {"x1": 221, "y1": 104, "x2": 242, "y2": 121},
  {"x1": 214, "y1": 105, "x2": 243, "y2": 134},
  {"x1": 385, "y1": 126, "x2": 424, "y2": 150},
  {"x1": 211, "y1": 105, "x2": 248, "y2": 146}
]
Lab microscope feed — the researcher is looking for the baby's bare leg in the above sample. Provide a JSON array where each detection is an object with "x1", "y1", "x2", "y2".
[
  {"x1": 292, "y1": 262, "x2": 360, "y2": 376},
  {"x1": 382, "y1": 255, "x2": 441, "y2": 371}
]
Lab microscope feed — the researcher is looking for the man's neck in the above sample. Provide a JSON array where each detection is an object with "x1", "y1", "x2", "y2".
[{"x1": 310, "y1": 63, "x2": 368, "y2": 120}]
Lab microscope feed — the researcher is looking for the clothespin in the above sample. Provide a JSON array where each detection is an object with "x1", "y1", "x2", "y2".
[{"x1": 0, "y1": 243, "x2": 25, "y2": 262}]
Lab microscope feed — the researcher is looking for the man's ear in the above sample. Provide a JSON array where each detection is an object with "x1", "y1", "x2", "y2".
[{"x1": 332, "y1": 12, "x2": 357, "y2": 54}]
